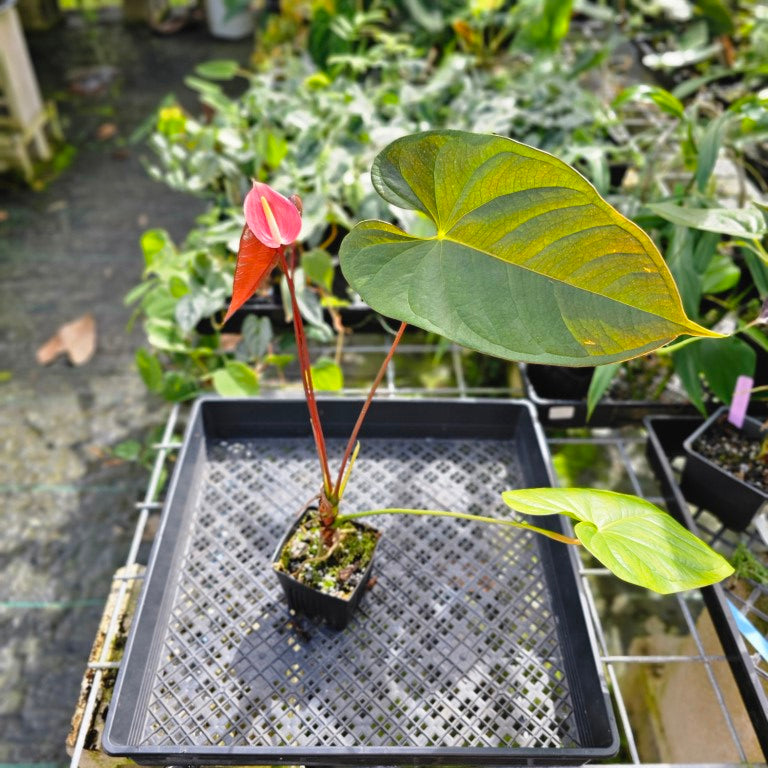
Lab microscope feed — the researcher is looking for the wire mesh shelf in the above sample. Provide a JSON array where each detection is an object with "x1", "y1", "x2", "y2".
[{"x1": 68, "y1": 339, "x2": 768, "y2": 767}]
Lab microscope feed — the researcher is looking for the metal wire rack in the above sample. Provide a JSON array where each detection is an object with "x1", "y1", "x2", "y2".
[{"x1": 68, "y1": 336, "x2": 768, "y2": 768}]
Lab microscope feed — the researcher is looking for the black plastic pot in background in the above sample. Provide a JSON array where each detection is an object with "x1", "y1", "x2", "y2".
[
  {"x1": 521, "y1": 363, "x2": 699, "y2": 429},
  {"x1": 272, "y1": 507, "x2": 380, "y2": 630},
  {"x1": 681, "y1": 406, "x2": 768, "y2": 532}
]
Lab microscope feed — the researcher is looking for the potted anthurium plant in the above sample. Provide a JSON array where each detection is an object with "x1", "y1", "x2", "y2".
[{"x1": 223, "y1": 129, "x2": 734, "y2": 628}]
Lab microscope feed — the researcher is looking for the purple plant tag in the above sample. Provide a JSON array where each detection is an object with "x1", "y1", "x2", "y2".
[{"x1": 728, "y1": 375, "x2": 754, "y2": 429}]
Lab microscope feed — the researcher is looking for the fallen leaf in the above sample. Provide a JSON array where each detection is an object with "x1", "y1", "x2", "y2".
[
  {"x1": 96, "y1": 123, "x2": 118, "y2": 140},
  {"x1": 219, "y1": 333, "x2": 242, "y2": 352},
  {"x1": 36, "y1": 313, "x2": 97, "y2": 366},
  {"x1": 36, "y1": 333, "x2": 66, "y2": 365},
  {"x1": 60, "y1": 314, "x2": 96, "y2": 364},
  {"x1": 0, "y1": 210, "x2": 8, "y2": 222}
]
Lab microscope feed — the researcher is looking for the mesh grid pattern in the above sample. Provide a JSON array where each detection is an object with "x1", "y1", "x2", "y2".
[{"x1": 140, "y1": 436, "x2": 580, "y2": 750}]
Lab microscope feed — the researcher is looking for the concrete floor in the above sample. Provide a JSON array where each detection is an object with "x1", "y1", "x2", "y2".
[{"x1": 0, "y1": 15, "x2": 251, "y2": 763}]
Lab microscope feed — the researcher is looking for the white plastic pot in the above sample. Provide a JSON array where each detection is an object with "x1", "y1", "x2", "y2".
[{"x1": 204, "y1": 0, "x2": 253, "y2": 39}]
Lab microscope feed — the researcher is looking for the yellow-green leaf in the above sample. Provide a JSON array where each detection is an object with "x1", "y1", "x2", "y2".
[
  {"x1": 340, "y1": 130, "x2": 717, "y2": 366},
  {"x1": 502, "y1": 487, "x2": 733, "y2": 593}
]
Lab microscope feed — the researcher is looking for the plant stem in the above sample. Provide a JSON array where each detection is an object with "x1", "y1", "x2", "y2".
[
  {"x1": 655, "y1": 335, "x2": 703, "y2": 356},
  {"x1": 331, "y1": 321, "x2": 408, "y2": 501},
  {"x1": 337, "y1": 507, "x2": 581, "y2": 546},
  {"x1": 279, "y1": 248, "x2": 333, "y2": 495}
]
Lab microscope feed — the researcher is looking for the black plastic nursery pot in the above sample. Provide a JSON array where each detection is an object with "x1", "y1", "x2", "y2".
[
  {"x1": 272, "y1": 506, "x2": 380, "y2": 630},
  {"x1": 645, "y1": 415, "x2": 768, "y2": 758},
  {"x1": 103, "y1": 397, "x2": 618, "y2": 765},
  {"x1": 681, "y1": 406, "x2": 768, "y2": 532},
  {"x1": 521, "y1": 362, "x2": 698, "y2": 428}
]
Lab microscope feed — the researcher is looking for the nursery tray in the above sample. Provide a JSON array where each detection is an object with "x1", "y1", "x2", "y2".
[
  {"x1": 645, "y1": 415, "x2": 768, "y2": 758},
  {"x1": 104, "y1": 397, "x2": 618, "y2": 765},
  {"x1": 522, "y1": 363, "x2": 699, "y2": 428}
]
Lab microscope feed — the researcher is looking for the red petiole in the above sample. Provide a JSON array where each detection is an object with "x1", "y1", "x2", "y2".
[
  {"x1": 279, "y1": 248, "x2": 333, "y2": 496},
  {"x1": 279, "y1": 248, "x2": 408, "y2": 519}
]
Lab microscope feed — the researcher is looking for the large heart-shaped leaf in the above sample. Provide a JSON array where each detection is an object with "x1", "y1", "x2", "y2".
[
  {"x1": 502, "y1": 487, "x2": 733, "y2": 593},
  {"x1": 340, "y1": 130, "x2": 717, "y2": 366}
]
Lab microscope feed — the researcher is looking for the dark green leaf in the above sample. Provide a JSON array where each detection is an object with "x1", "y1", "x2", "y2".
[
  {"x1": 666, "y1": 227, "x2": 701, "y2": 320},
  {"x1": 672, "y1": 343, "x2": 707, "y2": 414},
  {"x1": 586, "y1": 363, "x2": 621, "y2": 420},
  {"x1": 696, "y1": 113, "x2": 732, "y2": 192},
  {"x1": 161, "y1": 371, "x2": 199, "y2": 402},
  {"x1": 648, "y1": 202, "x2": 768, "y2": 238},
  {"x1": 698, "y1": 336, "x2": 756, "y2": 404},
  {"x1": 302, "y1": 249, "x2": 334, "y2": 292},
  {"x1": 744, "y1": 249, "x2": 768, "y2": 296},
  {"x1": 238, "y1": 315, "x2": 273, "y2": 361},
  {"x1": 701, "y1": 252, "x2": 740, "y2": 294},
  {"x1": 341, "y1": 131, "x2": 715, "y2": 366}
]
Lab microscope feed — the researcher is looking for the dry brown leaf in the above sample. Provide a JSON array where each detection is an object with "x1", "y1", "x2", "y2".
[
  {"x1": 36, "y1": 313, "x2": 97, "y2": 366},
  {"x1": 36, "y1": 333, "x2": 66, "y2": 365},
  {"x1": 0, "y1": 210, "x2": 8, "y2": 222},
  {"x1": 219, "y1": 333, "x2": 242, "y2": 352},
  {"x1": 96, "y1": 122, "x2": 118, "y2": 140},
  {"x1": 60, "y1": 313, "x2": 96, "y2": 365}
]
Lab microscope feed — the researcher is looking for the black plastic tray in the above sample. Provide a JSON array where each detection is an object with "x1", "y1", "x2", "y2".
[
  {"x1": 522, "y1": 363, "x2": 699, "y2": 428},
  {"x1": 103, "y1": 397, "x2": 618, "y2": 765},
  {"x1": 645, "y1": 414, "x2": 768, "y2": 758}
]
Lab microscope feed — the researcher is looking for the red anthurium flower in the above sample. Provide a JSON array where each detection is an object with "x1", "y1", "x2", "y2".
[
  {"x1": 223, "y1": 184, "x2": 302, "y2": 325},
  {"x1": 243, "y1": 181, "x2": 302, "y2": 248}
]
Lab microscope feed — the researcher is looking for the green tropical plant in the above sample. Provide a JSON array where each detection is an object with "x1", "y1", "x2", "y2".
[
  {"x1": 132, "y1": 20, "x2": 619, "y2": 399},
  {"x1": 227, "y1": 129, "x2": 734, "y2": 599},
  {"x1": 584, "y1": 80, "x2": 768, "y2": 416}
]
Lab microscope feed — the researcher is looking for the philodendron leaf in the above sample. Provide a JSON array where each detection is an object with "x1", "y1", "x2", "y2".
[
  {"x1": 586, "y1": 362, "x2": 620, "y2": 421},
  {"x1": 648, "y1": 201, "x2": 768, "y2": 238},
  {"x1": 340, "y1": 130, "x2": 717, "y2": 366},
  {"x1": 502, "y1": 487, "x2": 733, "y2": 593}
]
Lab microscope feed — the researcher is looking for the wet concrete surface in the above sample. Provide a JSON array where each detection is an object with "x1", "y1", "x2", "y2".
[{"x1": 0, "y1": 15, "x2": 251, "y2": 763}]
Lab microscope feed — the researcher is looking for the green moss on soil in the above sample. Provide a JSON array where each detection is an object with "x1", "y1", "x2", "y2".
[{"x1": 274, "y1": 508, "x2": 380, "y2": 599}]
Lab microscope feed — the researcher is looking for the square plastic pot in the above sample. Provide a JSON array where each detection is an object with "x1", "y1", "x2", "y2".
[
  {"x1": 273, "y1": 507, "x2": 380, "y2": 629},
  {"x1": 681, "y1": 406, "x2": 767, "y2": 532}
]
